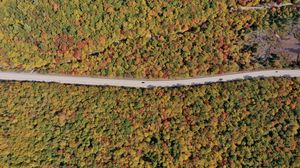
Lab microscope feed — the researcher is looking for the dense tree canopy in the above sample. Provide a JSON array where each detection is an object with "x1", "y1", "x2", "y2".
[
  {"x1": 0, "y1": 0, "x2": 299, "y2": 78},
  {"x1": 0, "y1": 77, "x2": 299, "y2": 167}
]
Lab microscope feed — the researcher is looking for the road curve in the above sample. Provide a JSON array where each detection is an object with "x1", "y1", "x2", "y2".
[{"x1": 0, "y1": 69, "x2": 300, "y2": 88}]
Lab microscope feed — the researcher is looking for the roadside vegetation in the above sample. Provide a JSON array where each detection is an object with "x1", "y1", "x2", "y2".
[
  {"x1": 0, "y1": 0, "x2": 299, "y2": 78},
  {"x1": 1, "y1": 77, "x2": 300, "y2": 167}
]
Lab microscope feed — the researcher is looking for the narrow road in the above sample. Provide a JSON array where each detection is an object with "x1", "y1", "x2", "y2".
[
  {"x1": 240, "y1": 3, "x2": 297, "y2": 10},
  {"x1": 0, "y1": 69, "x2": 299, "y2": 88}
]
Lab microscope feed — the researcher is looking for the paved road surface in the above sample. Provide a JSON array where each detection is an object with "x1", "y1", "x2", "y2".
[
  {"x1": 240, "y1": 3, "x2": 296, "y2": 10},
  {"x1": 0, "y1": 70, "x2": 299, "y2": 88}
]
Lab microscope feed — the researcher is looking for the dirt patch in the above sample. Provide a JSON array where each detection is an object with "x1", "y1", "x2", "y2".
[
  {"x1": 247, "y1": 20, "x2": 300, "y2": 64},
  {"x1": 273, "y1": 34, "x2": 299, "y2": 61}
]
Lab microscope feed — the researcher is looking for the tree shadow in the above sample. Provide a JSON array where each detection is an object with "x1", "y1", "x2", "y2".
[{"x1": 284, "y1": 48, "x2": 300, "y2": 54}]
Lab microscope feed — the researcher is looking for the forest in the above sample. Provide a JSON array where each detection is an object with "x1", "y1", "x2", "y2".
[
  {"x1": 0, "y1": 1, "x2": 300, "y2": 167},
  {"x1": 0, "y1": 77, "x2": 299, "y2": 167},
  {"x1": 0, "y1": 0, "x2": 299, "y2": 78}
]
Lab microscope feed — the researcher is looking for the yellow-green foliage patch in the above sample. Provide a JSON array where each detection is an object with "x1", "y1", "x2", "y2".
[
  {"x1": 0, "y1": 78, "x2": 300, "y2": 167},
  {"x1": 0, "y1": 1, "x2": 299, "y2": 78}
]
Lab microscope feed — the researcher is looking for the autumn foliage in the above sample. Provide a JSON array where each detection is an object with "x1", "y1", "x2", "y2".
[
  {"x1": 0, "y1": 78, "x2": 300, "y2": 167},
  {"x1": 0, "y1": 1, "x2": 299, "y2": 78}
]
